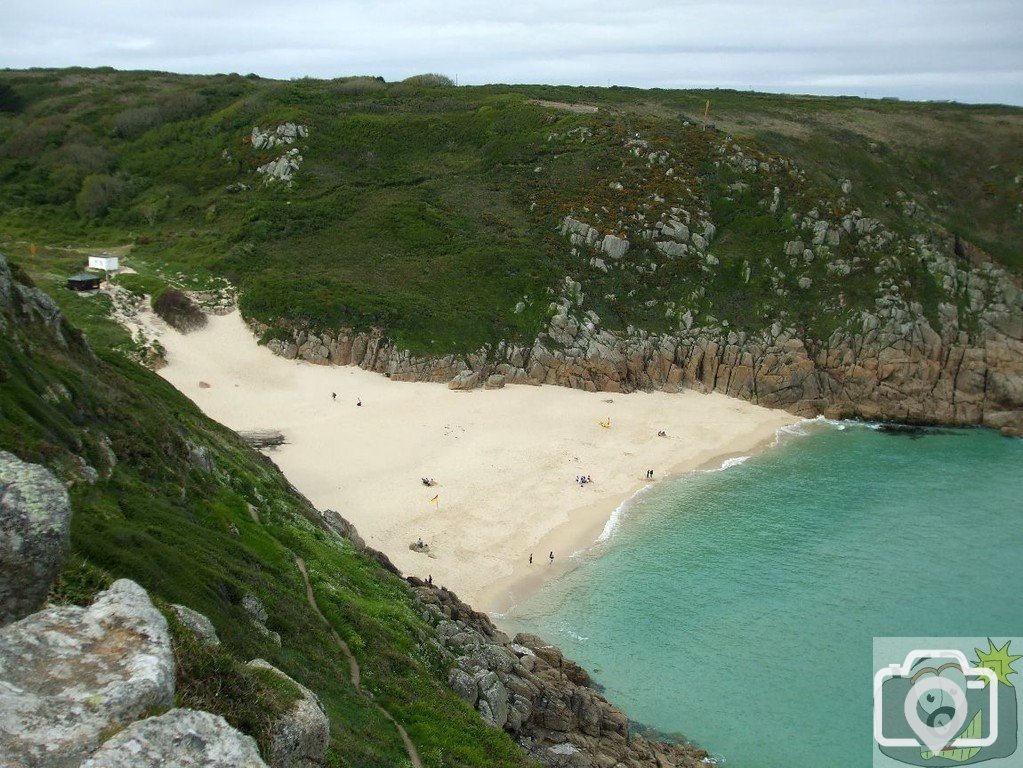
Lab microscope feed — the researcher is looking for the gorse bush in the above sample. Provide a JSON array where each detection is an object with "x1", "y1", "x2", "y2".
[{"x1": 152, "y1": 288, "x2": 207, "y2": 332}]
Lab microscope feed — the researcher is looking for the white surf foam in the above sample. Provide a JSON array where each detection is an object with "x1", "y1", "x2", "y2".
[{"x1": 718, "y1": 455, "x2": 750, "y2": 470}]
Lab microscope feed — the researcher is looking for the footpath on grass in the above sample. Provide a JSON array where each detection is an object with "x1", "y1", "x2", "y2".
[{"x1": 294, "y1": 556, "x2": 423, "y2": 768}]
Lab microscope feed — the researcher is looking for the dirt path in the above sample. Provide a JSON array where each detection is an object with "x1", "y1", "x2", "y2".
[
  {"x1": 528, "y1": 99, "x2": 598, "y2": 113},
  {"x1": 294, "y1": 556, "x2": 423, "y2": 768}
]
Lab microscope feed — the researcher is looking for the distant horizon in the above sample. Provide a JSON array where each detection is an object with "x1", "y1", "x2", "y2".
[
  {"x1": 4, "y1": 64, "x2": 1022, "y2": 110},
  {"x1": 3, "y1": 1, "x2": 1020, "y2": 107}
]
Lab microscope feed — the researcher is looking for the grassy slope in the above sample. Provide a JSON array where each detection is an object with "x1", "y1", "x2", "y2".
[
  {"x1": 1, "y1": 69, "x2": 1019, "y2": 357},
  {"x1": 0, "y1": 256, "x2": 533, "y2": 768}
]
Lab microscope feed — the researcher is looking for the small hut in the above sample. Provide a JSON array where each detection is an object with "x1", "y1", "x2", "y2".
[
  {"x1": 88, "y1": 254, "x2": 119, "y2": 273},
  {"x1": 67, "y1": 273, "x2": 101, "y2": 292}
]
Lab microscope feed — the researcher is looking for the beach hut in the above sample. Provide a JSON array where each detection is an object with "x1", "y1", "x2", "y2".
[
  {"x1": 88, "y1": 254, "x2": 119, "y2": 273},
  {"x1": 67, "y1": 273, "x2": 101, "y2": 292}
]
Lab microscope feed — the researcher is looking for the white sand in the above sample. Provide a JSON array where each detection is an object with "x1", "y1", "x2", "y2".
[{"x1": 156, "y1": 311, "x2": 797, "y2": 612}]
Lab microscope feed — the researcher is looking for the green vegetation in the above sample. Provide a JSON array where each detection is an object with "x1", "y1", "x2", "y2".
[
  {"x1": 0, "y1": 254, "x2": 534, "y2": 767},
  {"x1": 2, "y1": 68, "x2": 1018, "y2": 357},
  {"x1": 1, "y1": 67, "x2": 1018, "y2": 766},
  {"x1": 152, "y1": 287, "x2": 206, "y2": 332}
]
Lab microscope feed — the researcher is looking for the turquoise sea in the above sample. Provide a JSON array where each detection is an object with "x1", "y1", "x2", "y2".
[{"x1": 505, "y1": 421, "x2": 1023, "y2": 767}]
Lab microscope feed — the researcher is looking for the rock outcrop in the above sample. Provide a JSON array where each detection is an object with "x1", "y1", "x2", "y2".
[
  {"x1": 79, "y1": 709, "x2": 267, "y2": 768},
  {"x1": 247, "y1": 660, "x2": 330, "y2": 768},
  {"x1": 408, "y1": 577, "x2": 708, "y2": 768},
  {"x1": 0, "y1": 579, "x2": 176, "y2": 767},
  {"x1": 172, "y1": 603, "x2": 221, "y2": 647},
  {"x1": 0, "y1": 450, "x2": 72, "y2": 625},
  {"x1": 0, "y1": 256, "x2": 72, "y2": 348},
  {"x1": 251, "y1": 123, "x2": 308, "y2": 186},
  {"x1": 260, "y1": 286, "x2": 1023, "y2": 436},
  {"x1": 242, "y1": 592, "x2": 282, "y2": 647}
]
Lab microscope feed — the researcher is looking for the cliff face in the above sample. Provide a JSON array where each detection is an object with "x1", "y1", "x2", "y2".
[
  {"x1": 261, "y1": 242, "x2": 1023, "y2": 434},
  {"x1": 259, "y1": 124, "x2": 1023, "y2": 435}
]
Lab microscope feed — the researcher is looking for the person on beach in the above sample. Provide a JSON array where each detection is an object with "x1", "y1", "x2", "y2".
[
  {"x1": 331, "y1": 392, "x2": 336, "y2": 401},
  {"x1": 549, "y1": 551, "x2": 554, "y2": 564},
  {"x1": 586, "y1": 475, "x2": 592, "y2": 483},
  {"x1": 356, "y1": 397, "x2": 362, "y2": 406},
  {"x1": 529, "y1": 553, "x2": 533, "y2": 565},
  {"x1": 427, "y1": 574, "x2": 432, "y2": 585}
]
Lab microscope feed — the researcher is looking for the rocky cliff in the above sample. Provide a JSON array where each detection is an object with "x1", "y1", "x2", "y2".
[
  {"x1": 259, "y1": 125, "x2": 1023, "y2": 435},
  {"x1": 408, "y1": 576, "x2": 708, "y2": 768}
]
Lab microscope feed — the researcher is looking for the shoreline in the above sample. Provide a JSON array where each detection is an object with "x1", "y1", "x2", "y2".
[
  {"x1": 152, "y1": 310, "x2": 799, "y2": 611},
  {"x1": 481, "y1": 428, "x2": 784, "y2": 616}
]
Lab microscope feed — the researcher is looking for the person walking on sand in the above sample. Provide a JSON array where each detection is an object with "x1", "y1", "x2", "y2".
[
  {"x1": 549, "y1": 551, "x2": 554, "y2": 564},
  {"x1": 529, "y1": 553, "x2": 533, "y2": 565},
  {"x1": 331, "y1": 392, "x2": 336, "y2": 401}
]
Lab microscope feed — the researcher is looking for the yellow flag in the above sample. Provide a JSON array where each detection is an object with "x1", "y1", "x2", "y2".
[{"x1": 429, "y1": 495, "x2": 439, "y2": 504}]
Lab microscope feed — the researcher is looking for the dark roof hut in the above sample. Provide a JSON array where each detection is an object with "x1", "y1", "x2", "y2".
[{"x1": 67, "y1": 273, "x2": 101, "y2": 291}]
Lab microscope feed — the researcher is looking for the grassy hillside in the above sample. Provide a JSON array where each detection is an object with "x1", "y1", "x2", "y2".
[
  {"x1": 1, "y1": 68, "x2": 1019, "y2": 358},
  {"x1": 0, "y1": 253, "x2": 533, "y2": 767}
]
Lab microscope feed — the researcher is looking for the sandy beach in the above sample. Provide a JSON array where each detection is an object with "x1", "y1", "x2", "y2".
[{"x1": 154, "y1": 310, "x2": 796, "y2": 612}]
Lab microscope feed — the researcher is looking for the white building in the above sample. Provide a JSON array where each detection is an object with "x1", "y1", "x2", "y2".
[{"x1": 88, "y1": 254, "x2": 119, "y2": 273}]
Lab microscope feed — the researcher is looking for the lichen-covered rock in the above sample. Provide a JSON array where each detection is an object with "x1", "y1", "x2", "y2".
[
  {"x1": 186, "y1": 442, "x2": 214, "y2": 473},
  {"x1": 0, "y1": 450, "x2": 72, "y2": 626},
  {"x1": 319, "y1": 509, "x2": 366, "y2": 549},
  {"x1": 247, "y1": 659, "x2": 329, "y2": 768},
  {"x1": 600, "y1": 234, "x2": 630, "y2": 259},
  {"x1": 0, "y1": 579, "x2": 175, "y2": 767},
  {"x1": 79, "y1": 709, "x2": 267, "y2": 767},
  {"x1": 448, "y1": 371, "x2": 480, "y2": 390},
  {"x1": 172, "y1": 603, "x2": 220, "y2": 647},
  {"x1": 242, "y1": 593, "x2": 281, "y2": 646}
]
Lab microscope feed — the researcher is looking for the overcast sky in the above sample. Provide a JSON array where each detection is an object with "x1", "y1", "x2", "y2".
[{"x1": 4, "y1": 1, "x2": 1022, "y2": 105}]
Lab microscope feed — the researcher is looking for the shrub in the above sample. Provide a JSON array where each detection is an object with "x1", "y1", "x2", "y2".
[
  {"x1": 153, "y1": 288, "x2": 207, "y2": 332},
  {"x1": 157, "y1": 91, "x2": 208, "y2": 121},
  {"x1": 0, "y1": 83, "x2": 23, "y2": 114},
  {"x1": 75, "y1": 174, "x2": 125, "y2": 219},
  {"x1": 331, "y1": 76, "x2": 387, "y2": 95},
  {"x1": 400, "y1": 73, "x2": 455, "y2": 87},
  {"x1": 114, "y1": 106, "x2": 164, "y2": 138}
]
